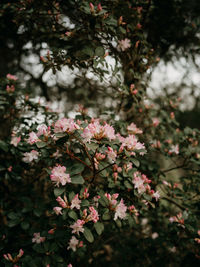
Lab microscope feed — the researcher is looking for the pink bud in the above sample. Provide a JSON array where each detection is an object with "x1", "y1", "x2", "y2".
[
  {"x1": 97, "y1": 3, "x2": 102, "y2": 12},
  {"x1": 17, "y1": 249, "x2": 24, "y2": 258},
  {"x1": 3, "y1": 254, "x2": 9, "y2": 261},
  {"x1": 48, "y1": 228, "x2": 55, "y2": 234},
  {"x1": 7, "y1": 253, "x2": 13, "y2": 261},
  {"x1": 89, "y1": 3, "x2": 94, "y2": 12}
]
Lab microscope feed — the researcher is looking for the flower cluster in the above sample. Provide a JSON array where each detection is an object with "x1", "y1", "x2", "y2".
[
  {"x1": 50, "y1": 165, "x2": 71, "y2": 186},
  {"x1": 132, "y1": 171, "x2": 160, "y2": 201}
]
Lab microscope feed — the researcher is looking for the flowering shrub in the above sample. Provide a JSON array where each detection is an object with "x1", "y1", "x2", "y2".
[{"x1": 1, "y1": 74, "x2": 200, "y2": 266}]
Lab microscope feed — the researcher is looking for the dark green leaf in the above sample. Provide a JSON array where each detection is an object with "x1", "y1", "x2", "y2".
[
  {"x1": 94, "y1": 222, "x2": 104, "y2": 235},
  {"x1": 83, "y1": 227, "x2": 94, "y2": 243}
]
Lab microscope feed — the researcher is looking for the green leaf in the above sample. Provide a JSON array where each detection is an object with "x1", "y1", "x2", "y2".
[
  {"x1": 68, "y1": 210, "x2": 78, "y2": 221},
  {"x1": 54, "y1": 187, "x2": 65, "y2": 197},
  {"x1": 33, "y1": 244, "x2": 45, "y2": 253},
  {"x1": 94, "y1": 222, "x2": 104, "y2": 235},
  {"x1": 21, "y1": 221, "x2": 30, "y2": 230},
  {"x1": 71, "y1": 175, "x2": 85, "y2": 184},
  {"x1": 124, "y1": 181, "x2": 133, "y2": 189},
  {"x1": 70, "y1": 164, "x2": 85, "y2": 175},
  {"x1": 115, "y1": 219, "x2": 122, "y2": 228},
  {"x1": 102, "y1": 211, "x2": 111, "y2": 220},
  {"x1": 7, "y1": 212, "x2": 19, "y2": 220},
  {"x1": 0, "y1": 140, "x2": 8, "y2": 152},
  {"x1": 36, "y1": 141, "x2": 46, "y2": 148},
  {"x1": 82, "y1": 47, "x2": 94, "y2": 57},
  {"x1": 83, "y1": 227, "x2": 94, "y2": 243},
  {"x1": 8, "y1": 218, "x2": 21, "y2": 227},
  {"x1": 95, "y1": 47, "x2": 105, "y2": 57},
  {"x1": 81, "y1": 199, "x2": 89, "y2": 206},
  {"x1": 131, "y1": 158, "x2": 140, "y2": 167}
]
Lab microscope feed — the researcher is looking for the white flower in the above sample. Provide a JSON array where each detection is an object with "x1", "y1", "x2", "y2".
[
  {"x1": 117, "y1": 38, "x2": 131, "y2": 51},
  {"x1": 67, "y1": 236, "x2": 79, "y2": 252},
  {"x1": 114, "y1": 199, "x2": 127, "y2": 220},
  {"x1": 23, "y1": 150, "x2": 39, "y2": 163}
]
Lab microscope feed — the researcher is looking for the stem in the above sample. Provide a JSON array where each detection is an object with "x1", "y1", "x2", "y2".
[
  {"x1": 66, "y1": 146, "x2": 92, "y2": 170},
  {"x1": 96, "y1": 162, "x2": 115, "y2": 175},
  {"x1": 162, "y1": 196, "x2": 186, "y2": 211}
]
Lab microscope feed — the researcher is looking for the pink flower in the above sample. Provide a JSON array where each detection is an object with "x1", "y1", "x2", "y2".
[
  {"x1": 37, "y1": 124, "x2": 49, "y2": 136},
  {"x1": 53, "y1": 207, "x2": 63, "y2": 215},
  {"x1": 103, "y1": 123, "x2": 116, "y2": 140},
  {"x1": 132, "y1": 173, "x2": 145, "y2": 194},
  {"x1": 81, "y1": 120, "x2": 115, "y2": 143},
  {"x1": 32, "y1": 233, "x2": 45, "y2": 244},
  {"x1": 23, "y1": 150, "x2": 39, "y2": 163},
  {"x1": 114, "y1": 199, "x2": 127, "y2": 220},
  {"x1": 56, "y1": 196, "x2": 67, "y2": 208},
  {"x1": 118, "y1": 38, "x2": 131, "y2": 51},
  {"x1": 6, "y1": 85, "x2": 15, "y2": 93},
  {"x1": 7, "y1": 73, "x2": 18, "y2": 81},
  {"x1": 106, "y1": 146, "x2": 117, "y2": 163},
  {"x1": 152, "y1": 191, "x2": 160, "y2": 201},
  {"x1": 11, "y1": 136, "x2": 21, "y2": 147},
  {"x1": 152, "y1": 118, "x2": 160, "y2": 127},
  {"x1": 127, "y1": 123, "x2": 143, "y2": 134},
  {"x1": 70, "y1": 219, "x2": 85, "y2": 235},
  {"x1": 27, "y1": 132, "x2": 39, "y2": 144},
  {"x1": 105, "y1": 193, "x2": 119, "y2": 206},
  {"x1": 50, "y1": 165, "x2": 71, "y2": 187},
  {"x1": 54, "y1": 118, "x2": 79, "y2": 133},
  {"x1": 67, "y1": 236, "x2": 79, "y2": 251},
  {"x1": 119, "y1": 134, "x2": 146, "y2": 155},
  {"x1": 71, "y1": 194, "x2": 81, "y2": 210},
  {"x1": 87, "y1": 206, "x2": 99, "y2": 223}
]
